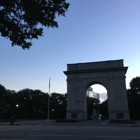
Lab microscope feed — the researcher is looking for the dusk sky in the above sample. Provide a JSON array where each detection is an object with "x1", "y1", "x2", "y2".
[{"x1": 0, "y1": 0, "x2": 140, "y2": 98}]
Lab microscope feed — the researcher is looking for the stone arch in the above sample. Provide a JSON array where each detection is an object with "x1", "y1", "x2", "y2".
[
  {"x1": 85, "y1": 80, "x2": 108, "y2": 92},
  {"x1": 64, "y1": 59, "x2": 130, "y2": 121}
]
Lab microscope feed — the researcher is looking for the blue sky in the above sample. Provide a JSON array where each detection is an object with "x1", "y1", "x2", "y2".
[{"x1": 0, "y1": 0, "x2": 140, "y2": 95}]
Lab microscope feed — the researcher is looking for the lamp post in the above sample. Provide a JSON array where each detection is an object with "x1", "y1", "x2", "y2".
[
  {"x1": 93, "y1": 102, "x2": 97, "y2": 120},
  {"x1": 16, "y1": 104, "x2": 19, "y2": 119},
  {"x1": 47, "y1": 78, "x2": 50, "y2": 121}
]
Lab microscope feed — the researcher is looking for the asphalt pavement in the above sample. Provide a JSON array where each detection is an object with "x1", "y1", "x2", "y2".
[{"x1": 0, "y1": 120, "x2": 140, "y2": 140}]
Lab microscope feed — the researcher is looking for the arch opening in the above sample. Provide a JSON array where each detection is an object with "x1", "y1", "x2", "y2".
[{"x1": 86, "y1": 83, "x2": 108, "y2": 120}]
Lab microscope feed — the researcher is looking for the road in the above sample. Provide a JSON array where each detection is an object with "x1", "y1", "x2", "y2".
[{"x1": 0, "y1": 120, "x2": 140, "y2": 140}]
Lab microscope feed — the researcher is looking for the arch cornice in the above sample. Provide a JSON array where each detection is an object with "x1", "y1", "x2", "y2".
[{"x1": 64, "y1": 67, "x2": 128, "y2": 75}]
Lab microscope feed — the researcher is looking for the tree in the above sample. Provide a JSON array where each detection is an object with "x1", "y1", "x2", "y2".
[
  {"x1": 100, "y1": 99, "x2": 108, "y2": 120},
  {"x1": 0, "y1": 86, "x2": 17, "y2": 119},
  {"x1": 16, "y1": 88, "x2": 48, "y2": 119},
  {"x1": 0, "y1": 84, "x2": 6, "y2": 117},
  {"x1": 127, "y1": 77, "x2": 140, "y2": 119},
  {"x1": 0, "y1": 0, "x2": 70, "y2": 49},
  {"x1": 130, "y1": 77, "x2": 140, "y2": 92},
  {"x1": 50, "y1": 93, "x2": 67, "y2": 119}
]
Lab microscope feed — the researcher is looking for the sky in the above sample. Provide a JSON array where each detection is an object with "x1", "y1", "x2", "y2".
[{"x1": 0, "y1": 0, "x2": 140, "y2": 100}]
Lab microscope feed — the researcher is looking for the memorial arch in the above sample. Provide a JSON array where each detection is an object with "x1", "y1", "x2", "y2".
[{"x1": 64, "y1": 59, "x2": 130, "y2": 121}]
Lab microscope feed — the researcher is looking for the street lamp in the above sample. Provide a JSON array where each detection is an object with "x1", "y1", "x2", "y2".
[{"x1": 16, "y1": 104, "x2": 19, "y2": 119}]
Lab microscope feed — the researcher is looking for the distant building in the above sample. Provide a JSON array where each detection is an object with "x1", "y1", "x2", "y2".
[{"x1": 86, "y1": 87, "x2": 100, "y2": 100}]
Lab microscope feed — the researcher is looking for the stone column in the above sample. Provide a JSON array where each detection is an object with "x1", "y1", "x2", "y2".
[{"x1": 108, "y1": 76, "x2": 130, "y2": 121}]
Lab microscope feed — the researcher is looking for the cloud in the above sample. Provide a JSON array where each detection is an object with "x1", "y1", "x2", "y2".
[{"x1": 99, "y1": 93, "x2": 107, "y2": 103}]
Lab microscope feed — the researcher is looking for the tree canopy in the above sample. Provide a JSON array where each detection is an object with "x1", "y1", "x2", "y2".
[
  {"x1": 0, "y1": 84, "x2": 6, "y2": 115},
  {"x1": 127, "y1": 77, "x2": 140, "y2": 119},
  {"x1": 130, "y1": 77, "x2": 140, "y2": 92},
  {"x1": 0, "y1": 0, "x2": 70, "y2": 49},
  {"x1": 0, "y1": 84, "x2": 67, "y2": 119}
]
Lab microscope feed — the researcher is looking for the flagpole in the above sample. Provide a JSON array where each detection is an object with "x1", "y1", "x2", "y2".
[{"x1": 47, "y1": 78, "x2": 50, "y2": 121}]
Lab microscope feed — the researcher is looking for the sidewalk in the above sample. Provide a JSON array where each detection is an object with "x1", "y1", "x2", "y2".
[
  {"x1": 80, "y1": 120, "x2": 140, "y2": 127},
  {"x1": 0, "y1": 120, "x2": 139, "y2": 127},
  {"x1": 0, "y1": 121, "x2": 20, "y2": 126},
  {"x1": 51, "y1": 120, "x2": 140, "y2": 127}
]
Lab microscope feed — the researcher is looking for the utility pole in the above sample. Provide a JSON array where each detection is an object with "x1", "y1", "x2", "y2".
[{"x1": 47, "y1": 78, "x2": 50, "y2": 121}]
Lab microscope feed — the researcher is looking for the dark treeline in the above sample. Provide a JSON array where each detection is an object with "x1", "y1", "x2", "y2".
[
  {"x1": 127, "y1": 77, "x2": 140, "y2": 119},
  {"x1": 0, "y1": 85, "x2": 67, "y2": 119}
]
